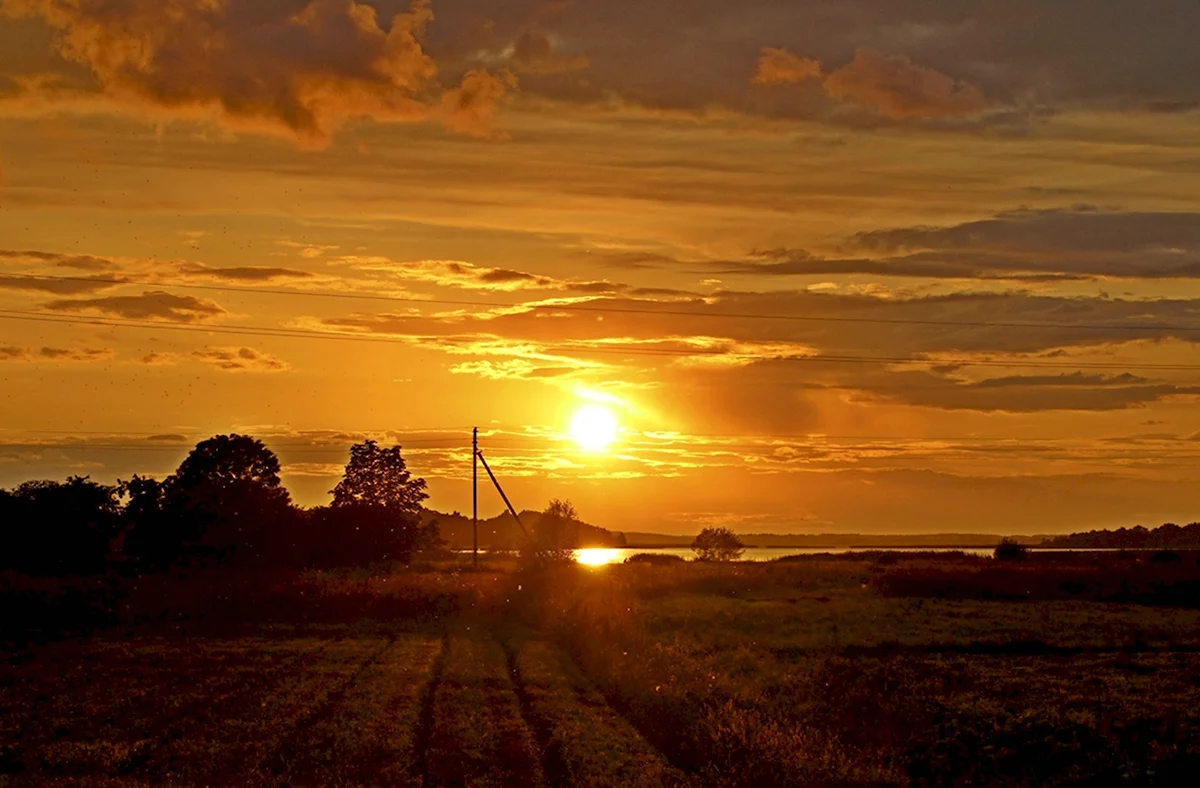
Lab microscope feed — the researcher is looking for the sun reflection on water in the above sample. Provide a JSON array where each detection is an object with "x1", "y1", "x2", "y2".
[{"x1": 573, "y1": 548, "x2": 622, "y2": 566}]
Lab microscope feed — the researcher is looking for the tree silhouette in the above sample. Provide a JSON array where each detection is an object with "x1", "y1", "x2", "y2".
[
  {"x1": 527, "y1": 498, "x2": 581, "y2": 565},
  {"x1": 1, "y1": 476, "x2": 122, "y2": 575},
  {"x1": 147, "y1": 434, "x2": 295, "y2": 564},
  {"x1": 691, "y1": 527, "x2": 745, "y2": 562},
  {"x1": 331, "y1": 440, "x2": 428, "y2": 515},
  {"x1": 324, "y1": 440, "x2": 430, "y2": 565}
]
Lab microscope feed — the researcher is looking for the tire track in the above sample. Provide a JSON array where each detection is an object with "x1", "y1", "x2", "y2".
[
  {"x1": 421, "y1": 630, "x2": 544, "y2": 787},
  {"x1": 501, "y1": 637, "x2": 570, "y2": 788},
  {"x1": 413, "y1": 630, "x2": 450, "y2": 788},
  {"x1": 505, "y1": 634, "x2": 696, "y2": 787}
]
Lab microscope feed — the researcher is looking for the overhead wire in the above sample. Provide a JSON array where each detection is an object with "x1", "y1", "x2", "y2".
[{"x1": 10, "y1": 272, "x2": 1200, "y2": 333}]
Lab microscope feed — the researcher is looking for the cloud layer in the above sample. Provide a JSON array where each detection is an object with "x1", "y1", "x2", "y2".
[{"x1": 2, "y1": 0, "x2": 514, "y2": 141}]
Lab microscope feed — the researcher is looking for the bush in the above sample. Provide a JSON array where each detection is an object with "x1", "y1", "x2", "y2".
[
  {"x1": 994, "y1": 538, "x2": 1029, "y2": 562},
  {"x1": 624, "y1": 552, "x2": 686, "y2": 565}
]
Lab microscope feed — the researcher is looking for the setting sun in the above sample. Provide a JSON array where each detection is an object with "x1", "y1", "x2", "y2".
[{"x1": 569, "y1": 405, "x2": 618, "y2": 452}]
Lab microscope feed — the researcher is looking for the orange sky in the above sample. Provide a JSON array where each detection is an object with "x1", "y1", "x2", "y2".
[{"x1": 3, "y1": 1, "x2": 1200, "y2": 534}]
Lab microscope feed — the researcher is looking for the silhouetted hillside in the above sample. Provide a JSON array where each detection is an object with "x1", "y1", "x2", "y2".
[
  {"x1": 623, "y1": 532, "x2": 1037, "y2": 548},
  {"x1": 1040, "y1": 522, "x2": 1200, "y2": 549},
  {"x1": 420, "y1": 508, "x2": 625, "y2": 550}
]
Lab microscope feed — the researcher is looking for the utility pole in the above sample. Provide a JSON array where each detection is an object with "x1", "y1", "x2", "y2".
[{"x1": 472, "y1": 427, "x2": 478, "y2": 569}]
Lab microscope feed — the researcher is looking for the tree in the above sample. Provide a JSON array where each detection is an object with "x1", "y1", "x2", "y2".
[
  {"x1": 149, "y1": 434, "x2": 295, "y2": 565},
  {"x1": 691, "y1": 527, "x2": 745, "y2": 562},
  {"x1": 1, "y1": 476, "x2": 122, "y2": 574},
  {"x1": 324, "y1": 440, "x2": 430, "y2": 566},
  {"x1": 117, "y1": 475, "x2": 169, "y2": 566},
  {"x1": 331, "y1": 440, "x2": 428, "y2": 515},
  {"x1": 527, "y1": 498, "x2": 581, "y2": 566}
]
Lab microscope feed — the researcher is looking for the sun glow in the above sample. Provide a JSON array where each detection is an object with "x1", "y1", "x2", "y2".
[
  {"x1": 569, "y1": 404, "x2": 618, "y2": 452},
  {"x1": 574, "y1": 548, "x2": 622, "y2": 566}
]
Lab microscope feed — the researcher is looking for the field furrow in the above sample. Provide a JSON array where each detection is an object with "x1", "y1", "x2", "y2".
[
  {"x1": 506, "y1": 636, "x2": 695, "y2": 788},
  {"x1": 4, "y1": 637, "x2": 335, "y2": 780},
  {"x1": 257, "y1": 633, "x2": 442, "y2": 787},
  {"x1": 423, "y1": 630, "x2": 544, "y2": 787},
  {"x1": 172, "y1": 637, "x2": 390, "y2": 785}
]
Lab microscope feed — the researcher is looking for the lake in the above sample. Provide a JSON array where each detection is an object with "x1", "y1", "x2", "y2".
[{"x1": 573, "y1": 546, "x2": 997, "y2": 565}]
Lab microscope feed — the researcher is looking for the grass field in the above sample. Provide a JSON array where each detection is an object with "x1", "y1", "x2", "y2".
[{"x1": 3, "y1": 554, "x2": 1199, "y2": 786}]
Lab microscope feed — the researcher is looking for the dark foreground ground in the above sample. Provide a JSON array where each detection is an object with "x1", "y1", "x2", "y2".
[{"x1": 3, "y1": 552, "x2": 1200, "y2": 786}]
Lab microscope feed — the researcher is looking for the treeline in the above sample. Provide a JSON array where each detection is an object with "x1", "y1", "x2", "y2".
[
  {"x1": 1040, "y1": 522, "x2": 1200, "y2": 549},
  {"x1": 423, "y1": 508, "x2": 625, "y2": 550},
  {"x1": 0, "y1": 434, "x2": 439, "y2": 576}
]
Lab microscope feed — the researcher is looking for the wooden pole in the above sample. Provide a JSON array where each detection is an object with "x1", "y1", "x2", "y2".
[{"x1": 472, "y1": 427, "x2": 478, "y2": 569}]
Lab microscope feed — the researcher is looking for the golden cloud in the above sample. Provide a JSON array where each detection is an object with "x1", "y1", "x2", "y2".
[
  {"x1": 752, "y1": 46, "x2": 989, "y2": 120},
  {"x1": 752, "y1": 47, "x2": 822, "y2": 86},
  {"x1": 824, "y1": 49, "x2": 989, "y2": 119}
]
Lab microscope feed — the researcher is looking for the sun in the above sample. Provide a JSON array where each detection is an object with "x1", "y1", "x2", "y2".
[{"x1": 569, "y1": 404, "x2": 618, "y2": 452}]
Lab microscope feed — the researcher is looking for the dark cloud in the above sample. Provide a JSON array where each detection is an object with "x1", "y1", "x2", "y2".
[
  {"x1": 191, "y1": 346, "x2": 288, "y2": 372},
  {"x1": 5, "y1": 0, "x2": 1199, "y2": 139},
  {"x1": 822, "y1": 49, "x2": 989, "y2": 119},
  {"x1": 37, "y1": 346, "x2": 114, "y2": 361},
  {"x1": 850, "y1": 370, "x2": 1200, "y2": 413},
  {"x1": 709, "y1": 209, "x2": 1200, "y2": 282},
  {"x1": 317, "y1": 287, "x2": 1200, "y2": 357},
  {"x1": 44, "y1": 290, "x2": 227, "y2": 323},
  {"x1": 0, "y1": 249, "x2": 117, "y2": 271},
  {"x1": 970, "y1": 372, "x2": 1148, "y2": 389},
  {"x1": 509, "y1": 29, "x2": 589, "y2": 75},
  {"x1": 177, "y1": 262, "x2": 316, "y2": 282},
  {"x1": 0, "y1": 273, "x2": 124, "y2": 293},
  {"x1": 754, "y1": 47, "x2": 990, "y2": 120},
  {"x1": 0, "y1": 345, "x2": 113, "y2": 362},
  {"x1": 856, "y1": 208, "x2": 1200, "y2": 256},
  {"x1": 139, "y1": 352, "x2": 179, "y2": 365},
  {"x1": 591, "y1": 250, "x2": 687, "y2": 270},
  {"x1": 722, "y1": 248, "x2": 1091, "y2": 282},
  {"x1": 850, "y1": 209, "x2": 1200, "y2": 280}
]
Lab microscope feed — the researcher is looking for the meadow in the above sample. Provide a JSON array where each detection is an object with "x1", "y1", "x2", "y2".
[{"x1": 3, "y1": 552, "x2": 1199, "y2": 786}]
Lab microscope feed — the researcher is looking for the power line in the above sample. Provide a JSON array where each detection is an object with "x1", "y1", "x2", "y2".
[
  {"x1": 12, "y1": 272, "x2": 1200, "y2": 334},
  {"x1": 6, "y1": 427, "x2": 1175, "y2": 444},
  {"x1": 5, "y1": 310, "x2": 1200, "y2": 372}
]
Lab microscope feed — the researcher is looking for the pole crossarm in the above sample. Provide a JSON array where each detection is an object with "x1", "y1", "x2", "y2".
[{"x1": 475, "y1": 449, "x2": 530, "y2": 539}]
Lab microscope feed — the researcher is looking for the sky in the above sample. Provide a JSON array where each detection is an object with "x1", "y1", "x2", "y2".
[{"x1": 2, "y1": 0, "x2": 1200, "y2": 535}]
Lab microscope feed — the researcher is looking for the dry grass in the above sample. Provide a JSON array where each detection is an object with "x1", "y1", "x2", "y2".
[
  {"x1": 515, "y1": 557, "x2": 1200, "y2": 785},
  {"x1": 6, "y1": 554, "x2": 1200, "y2": 786}
]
